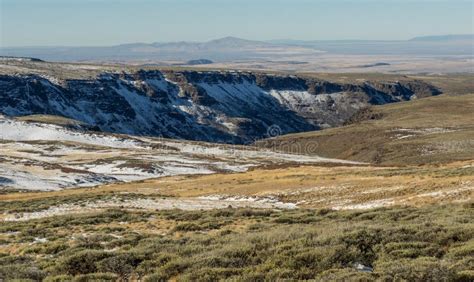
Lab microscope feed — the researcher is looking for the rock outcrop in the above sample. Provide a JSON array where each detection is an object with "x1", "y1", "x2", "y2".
[{"x1": 0, "y1": 70, "x2": 441, "y2": 143}]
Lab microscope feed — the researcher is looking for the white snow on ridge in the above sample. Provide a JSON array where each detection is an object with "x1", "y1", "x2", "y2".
[{"x1": 0, "y1": 117, "x2": 143, "y2": 149}]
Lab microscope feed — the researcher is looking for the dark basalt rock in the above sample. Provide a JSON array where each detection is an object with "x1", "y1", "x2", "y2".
[
  {"x1": 255, "y1": 74, "x2": 307, "y2": 91},
  {"x1": 0, "y1": 70, "x2": 442, "y2": 144}
]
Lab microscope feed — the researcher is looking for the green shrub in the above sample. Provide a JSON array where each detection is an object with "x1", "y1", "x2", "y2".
[
  {"x1": 375, "y1": 257, "x2": 456, "y2": 281},
  {"x1": 44, "y1": 274, "x2": 73, "y2": 282},
  {"x1": 59, "y1": 250, "x2": 110, "y2": 275},
  {"x1": 210, "y1": 208, "x2": 235, "y2": 217},
  {"x1": 76, "y1": 234, "x2": 115, "y2": 249},
  {"x1": 173, "y1": 222, "x2": 203, "y2": 232},
  {"x1": 283, "y1": 246, "x2": 358, "y2": 279},
  {"x1": 447, "y1": 240, "x2": 474, "y2": 258},
  {"x1": 173, "y1": 221, "x2": 226, "y2": 231},
  {"x1": 0, "y1": 255, "x2": 33, "y2": 265},
  {"x1": 383, "y1": 241, "x2": 442, "y2": 259},
  {"x1": 143, "y1": 272, "x2": 168, "y2": 282},
  {"x1": 340, "y1": 229, "x2": 380, "y2": 265},
  {"x1": 1, "y1": 205, "x2": 473, "y2": 280},
  {"x1": 235, "y1": 209, "x2": 272, "y2": 217},
  {"x1": 456, "y1": 270, "x2": 474, "y2": 282},
  {"x1": 181, "y1": 267, "x2": 241, "y2": 281},
  {"x1": 0, "y1": 264, "x2": 45, "y2": 281},
  {"x1": 315, "y1": 268, "x2": 376, "y2": 281},
  {"x1": 71, "y1": 272, "x2": 118, "y2": 282},
  {"x1": 44, "y1": 241, "x2": 69, "y2": 255},
  {"x1": 96, "y1": 252, "x2": 143, "y2": 278},
  {"x1": 164, "y1": 211, "x2": 202, "y2": 221},
  {"x1": 157, "y1": 259, "x2": 190, "y2": 279}
]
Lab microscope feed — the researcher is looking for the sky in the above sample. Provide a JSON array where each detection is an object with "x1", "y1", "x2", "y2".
[{"x1": 1, "y1": 0, "x2": 473, "y2": 47}]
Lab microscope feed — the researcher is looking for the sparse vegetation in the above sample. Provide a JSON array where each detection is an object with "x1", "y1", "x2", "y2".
[
  {"x1": 1, "y1": 204, "x2": 472, "y2": 280},
  {"x1": 258, "y1": 94, "x2": 474, "y2": 165},
  {"x1": 0, "y1": 58, "x2": 472, "y2": 282}
]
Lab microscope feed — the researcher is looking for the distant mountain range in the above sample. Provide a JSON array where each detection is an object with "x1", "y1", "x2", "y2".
[
  {"x1": 0, "y1": 37, "x2": 284, "y2": 62},
  {"x1": 409, "y1": 34, "x2": 474, "y2": 41},
  {"x1": 118, "y1": 36, "x2": 274, "y2": 52},
  {"x1": 0, "y1": 35, "x2": 472, "y2": 62}
]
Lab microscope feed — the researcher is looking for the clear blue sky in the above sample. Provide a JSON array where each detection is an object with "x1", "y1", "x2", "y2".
[{"x1": 1, "y1": 0, "x2": 473, "y2": 47}]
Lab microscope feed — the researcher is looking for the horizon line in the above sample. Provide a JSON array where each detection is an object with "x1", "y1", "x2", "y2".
[{"x1": 2, "y1": 34, "x2": 473, "y2": 49}]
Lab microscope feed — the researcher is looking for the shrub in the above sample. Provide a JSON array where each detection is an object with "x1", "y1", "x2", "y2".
[
  {"x1": 340, "y1": 229, "x2": 380, "y2": 265},
  {"x1": 285, "y1": 246, "x2": 357, "y2": 279},
  {"x1": 210, "y1": 209, "x2": 235, "y2": 217},
  {"x1": 71, "y1": 272, "x2": 118, "y2": 282},
  {"x1": 173, "y1": 221, "x2": 225, "y2": 231},
  {"x1": 375, "y1": 257, "x2": 456, "y2": 281},
  {"x1": 143, "y1": 272, "x2": 168, "y2": 282},
  {"x1": 164, "y1": 211, "x2": 202, "y2": 221},
  {"x1": 44, "y1": 274, "x2": 73, "y2": 282},
  {"x1": 202, "y1": 244, "x2": 261, "y2": 268},
  {"x1": 43, "y1": 241, "x2": 69, "y2": 255},
  {"x1": 447, "y1": 240, "x2": 474, "y2": 258},
  {"x1": 59, "y1": 250, "x2": 110, "y2": 275},
  {"x1": 96, "y1": 252, "x2": 143, "y2": 278},
  {"x1": 235, "y1": 209, "x2": 272, "y2": 217},
  {"x1": 76, "y1": 234, "x2": 114, "y2": 249},
  {"x1": 1, "y1": 205, "x2": 472, "y2": 280},
  {"x1": 315, "y1": 268, "x2": 376, "y2": 281},
  {"x1": 383, "y1": 241, "x2": 442, "y2": 259},
  {"x1": 157, "y1": 259, "x2": 190, "y2": 279},
  {"x1": 0, "y1": 264, "x2": 45, "y2": 281},
  {"x1": 0, "y1": 255, "x2": 33, "y2": 265},
  {"x1": 456, "y1": 270, "x2": 474, "y2": 282},
  {"x1": 180, "y1": 267, "x2": 241, "y2": 281},
  {"x1": 173, "y1": 222, "x2": 203, "y2": 232}
]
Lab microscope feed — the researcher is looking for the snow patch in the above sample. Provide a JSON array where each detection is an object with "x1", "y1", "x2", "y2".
[
  {"x1": 0, "y1": 117, "x2": 143, "y2": 149},
  {"x1": 4, "y1": 196, "x2": 297, "y2": 221}
]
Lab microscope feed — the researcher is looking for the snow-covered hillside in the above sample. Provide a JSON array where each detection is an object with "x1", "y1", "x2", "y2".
[
  {"x1": 0, "y1": 68, "x2": 441, "y2": 143},
  {"x1": 0, "y1": 116, "x2": 361, "y2": 191}
]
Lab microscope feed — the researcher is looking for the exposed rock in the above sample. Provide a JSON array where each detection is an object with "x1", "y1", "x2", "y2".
[
  {"x1": 344, "y1": 107, "x2": 384, "y2": 125},
  {"x1": 0, "y1": 70, "x2": 441, "y2": 143}
]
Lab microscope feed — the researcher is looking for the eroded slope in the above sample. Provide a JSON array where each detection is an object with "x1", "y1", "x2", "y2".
[
  {"x1": 0, "y1": 60, "x2": 441, "y2": 143},
  {"x1": 258, "y1": 94, "x2": 474, "y2": 165}
]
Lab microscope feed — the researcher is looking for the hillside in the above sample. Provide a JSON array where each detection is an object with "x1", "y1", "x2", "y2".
[
  {"x1": 257, "y1": 94, "x2": 474, "y2": 165},
  {"x1": 0, "y1": 113, "x2": 363, "y2": 191},
  {"x1": 1, "y1": 69, "x2": 472, "y2": 281},
  {"x1": 0, "y1": 60, "x2": 442, "y2": 144}
]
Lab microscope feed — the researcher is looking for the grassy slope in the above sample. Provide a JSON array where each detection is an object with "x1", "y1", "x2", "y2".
[
  {"x1": 2, "y1": 160, "x2": 472, "y2": 211},
  {"x1": 257, "y1": 94, "x2": 474, "y2": 165},
  {"x1": 1, "y1": 204, "x2": 473, "y2": 281},
  {"x1": 15, "y1": 115, "x2": 89, "y2": 127}
]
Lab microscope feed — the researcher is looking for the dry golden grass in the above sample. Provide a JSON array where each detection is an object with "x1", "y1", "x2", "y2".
[
  {"x1": 2, "y1": 160, "x2": 472, "y2": 210},
  {"x1": 258, "y1": 94, "x2": 474, "y2": 165},
  {"x1": 15, "y1": 115, "x2": 87, "y2": 127}
]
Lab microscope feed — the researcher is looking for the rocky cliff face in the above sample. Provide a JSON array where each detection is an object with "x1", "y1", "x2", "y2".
[{"x1": 0, "y1": 70, "x2": 441, "y2": 143}]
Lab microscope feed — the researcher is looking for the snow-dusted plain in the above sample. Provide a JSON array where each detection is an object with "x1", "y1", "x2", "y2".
[
  {"x1": 4, "y1": 196, "x2": 297, "y2": 221},
  {"x1": 0, "y1": 116, "x2": 361, "y2": 191}
]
